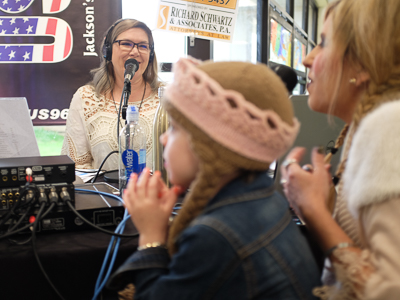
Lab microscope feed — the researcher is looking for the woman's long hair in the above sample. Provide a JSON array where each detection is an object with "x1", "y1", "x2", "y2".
[{"x1": 324, "y1": 0, "x2": 400, "y2": 181}]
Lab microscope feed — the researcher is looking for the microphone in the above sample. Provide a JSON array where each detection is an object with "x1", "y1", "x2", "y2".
[
  {"x1": 272, "y1": 65, "x2": 298, "y2": 94},
  {"x1": 124, "y1": 59, "x2": 139, "y2": 82}
]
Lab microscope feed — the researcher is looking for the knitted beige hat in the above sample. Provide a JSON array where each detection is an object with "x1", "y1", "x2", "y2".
[{"x1": 164, "y1": 58, "x2": 300, "y2": 254}]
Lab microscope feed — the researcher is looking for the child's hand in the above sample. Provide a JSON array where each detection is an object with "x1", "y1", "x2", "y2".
[{"x1": 123, "y1": 168, "x2": 182, "y2": 246}]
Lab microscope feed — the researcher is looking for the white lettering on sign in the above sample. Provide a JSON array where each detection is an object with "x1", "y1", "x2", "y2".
[
  {"x1": 29, "y1": 108, "x2": 69, "y2": 120},
  {"x1": 82, "y1": 1, "x2": 97, "y2": 57}
]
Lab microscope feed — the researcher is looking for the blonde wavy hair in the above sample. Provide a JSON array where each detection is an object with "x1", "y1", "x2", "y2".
[
  {"x1": 321, "y1": 0, "x2": 400, "y2": 182},
  {"x1": 90, "y1": 19, "x2": 159, "y2": 97}
]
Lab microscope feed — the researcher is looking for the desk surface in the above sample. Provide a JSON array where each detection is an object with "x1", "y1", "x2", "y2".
[{"x1": 0, "y1": 184, "x2": 138, "y2": 300}]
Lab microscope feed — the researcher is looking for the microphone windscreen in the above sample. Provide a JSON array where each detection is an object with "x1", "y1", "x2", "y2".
[
  {"x1": 124, "y1": 58, "x2": 139, "y2": 78},
  {"x1": 272, "y1": 65, "x2": 298, "y2": 93}
]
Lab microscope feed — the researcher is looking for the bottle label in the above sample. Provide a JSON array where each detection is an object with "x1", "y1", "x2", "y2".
[{"x1": 122, "y1": 149, "x2": 146, "y2": 183}]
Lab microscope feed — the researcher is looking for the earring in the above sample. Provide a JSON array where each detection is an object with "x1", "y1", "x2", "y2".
[{"x1": 349, "y1": 78, "x2": 357, "y2": 84}]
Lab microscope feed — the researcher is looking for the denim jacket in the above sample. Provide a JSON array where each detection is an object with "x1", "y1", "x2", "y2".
[{"x1": 108, "y1": 173, "x2": 321, "y2": 299}]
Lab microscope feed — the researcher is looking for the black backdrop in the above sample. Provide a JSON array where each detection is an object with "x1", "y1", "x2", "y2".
[{"x1": 0, "y1": 0, "x2": 122, "y2": 125}]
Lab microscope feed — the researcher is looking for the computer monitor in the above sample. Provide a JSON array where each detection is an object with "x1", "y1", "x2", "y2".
[
  {"x1": 0, "y1": 97, "x2": 40, "y2": 158},
  {"x1": 293, "y1": 38, "x2": 306, "y2": 73},
  {"x1": 269, "y1": 18, "x2": 292, "y2": 67}
]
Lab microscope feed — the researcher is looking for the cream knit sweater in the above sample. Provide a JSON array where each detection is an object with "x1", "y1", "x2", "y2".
[{"x1": 61, "y1": 85, "x2": 159, "y2": 170}]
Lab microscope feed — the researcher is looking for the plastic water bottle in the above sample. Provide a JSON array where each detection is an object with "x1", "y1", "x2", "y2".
[{"x1": 119, "y1": 105, "x2": 146, "y2": 190}]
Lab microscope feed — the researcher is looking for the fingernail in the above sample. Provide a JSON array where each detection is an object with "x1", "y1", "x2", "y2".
[
  {"x1": 317, "y1": 145, "x2": 324, "y2": 154},
  {"x1": 173, "y1": 186, "x2": 181, "y2": 195},
  {"x1": 174, "y1": 186, "x2": 184, "y2": 195}
]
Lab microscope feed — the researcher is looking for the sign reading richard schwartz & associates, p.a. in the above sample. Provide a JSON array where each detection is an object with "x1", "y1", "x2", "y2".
[{"x1": 156, "y1": 0, "x2": 239, "y2": 42}]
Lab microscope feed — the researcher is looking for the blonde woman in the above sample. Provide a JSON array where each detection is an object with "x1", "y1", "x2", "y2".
[
  {"x1": 281, "y1": 0, "x2": 400, "y2": 299},
  {"x1": 62, "y1": 19, "x2": 160, "y2": 170}
]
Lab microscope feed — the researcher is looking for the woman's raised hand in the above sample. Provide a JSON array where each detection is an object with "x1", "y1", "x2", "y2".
[{"x1": 280, "y1": 147, "x2": 332, "y2": 222}]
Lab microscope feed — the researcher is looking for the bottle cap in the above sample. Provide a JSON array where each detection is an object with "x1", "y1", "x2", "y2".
[{"x1": 127, "y1": 105, "x2": 139, "y2": 122}]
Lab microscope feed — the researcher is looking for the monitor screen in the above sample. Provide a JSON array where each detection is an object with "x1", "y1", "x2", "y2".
[
  {"x1": 269, "y1": 19, "x2": 292, "y2": 67},
  {"x1": 270, "y1": 18, "x2": 292, "y2": 67},
  {"x1": 0, "y1": 97, "x2": 40, "y2": 158},
  {"x1": 294, "y1": 38, "x2": 306, "y2": 72}
]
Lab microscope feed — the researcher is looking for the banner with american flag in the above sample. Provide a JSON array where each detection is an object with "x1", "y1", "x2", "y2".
[
  {"x1": 0, "y1": 0, "x2": 71, "y2": 14},
  {"x1": 0, "y1": 0, "x2": 121, "y2": 125},
  {"x1": 0, "y1": 16, "x2": 72, "y2": 63}
]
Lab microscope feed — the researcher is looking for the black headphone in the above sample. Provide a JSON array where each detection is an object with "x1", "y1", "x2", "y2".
[{"x1": 102, "y1": 19, "x2": 155, "y2": 63}]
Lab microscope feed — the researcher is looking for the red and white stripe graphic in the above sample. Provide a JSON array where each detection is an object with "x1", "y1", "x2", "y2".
[
  {"x1": 32, "y1": 17, "x2": 73, "y2": 62},
  {"x1": 42, "y1": 0, "x2": 72, "y2": 14}
]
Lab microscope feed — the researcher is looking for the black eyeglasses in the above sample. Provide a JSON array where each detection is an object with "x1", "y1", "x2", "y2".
[{"x1": 114, "y1": 40, "x2": 151, "y2": 53}]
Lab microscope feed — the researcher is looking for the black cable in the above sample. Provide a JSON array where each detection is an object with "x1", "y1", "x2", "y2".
[
  {"x1": 0, "y1": 220, "x2": 31, "y2": 239},
  {"x1": 0, "y1": 201, "x2": 56, "y2": 240},
  {"x1": 333, "y1": 176, "x2": 340, "y2": 186},
  {"x1": 330, "y1": 147, "x2": 339, "y2": 154},
  {"x1": 7, "y1": 207, "x2": 33, "y2": 245},
  {"x1": 7, "y1": 191, "x2": 38, "y2": 232},
  {"x1": 0, "y1": 222, "x2": 32, "y2": 239},
  {"x1": 273, "y1": 160, "x2": 279, "y2": 181},
  {"x1": 117, "y1": 91, "x2": 125, "y2": 146},
  {"x1": 64, "y1": 201, "x2": 137, "y2": 238},
  {"x1": 91, "y1": 150, "x2": 119, "y2": 183},
  {"x1": 7, "y1": 215, "x2": 22, "y2": 232},
  {"x1": 103, "y1": 169, "x2": 119, "y2": 175},
  {"x1": 8, "y1": 210, "x2": 30, "y2": 231},
  {"x1": 0, "y1": 203, "x2": 18, "y2": 226},
  {"x1": 8, "y1": 234, "x2": 32, "y2": 245},
  {"x1": 31, "y1": 202, "x2": 66, "y2": 300},
  {"x1": 104, "y1": 60, "x2": 124, "y2": 146}
]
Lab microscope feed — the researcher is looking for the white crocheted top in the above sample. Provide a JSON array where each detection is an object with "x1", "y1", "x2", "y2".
[{"x1": 61, "y1": 85, "x2": 159, "y2": 170}]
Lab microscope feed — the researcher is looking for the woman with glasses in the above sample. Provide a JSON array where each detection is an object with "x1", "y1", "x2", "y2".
[{"x1": 62, "y1": 19, "x2": 160, "y2": 171}]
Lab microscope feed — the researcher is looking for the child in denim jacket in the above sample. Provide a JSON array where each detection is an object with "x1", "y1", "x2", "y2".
[{"x1": 108, "y1": 58, "x2": 320, "y2": 300}]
